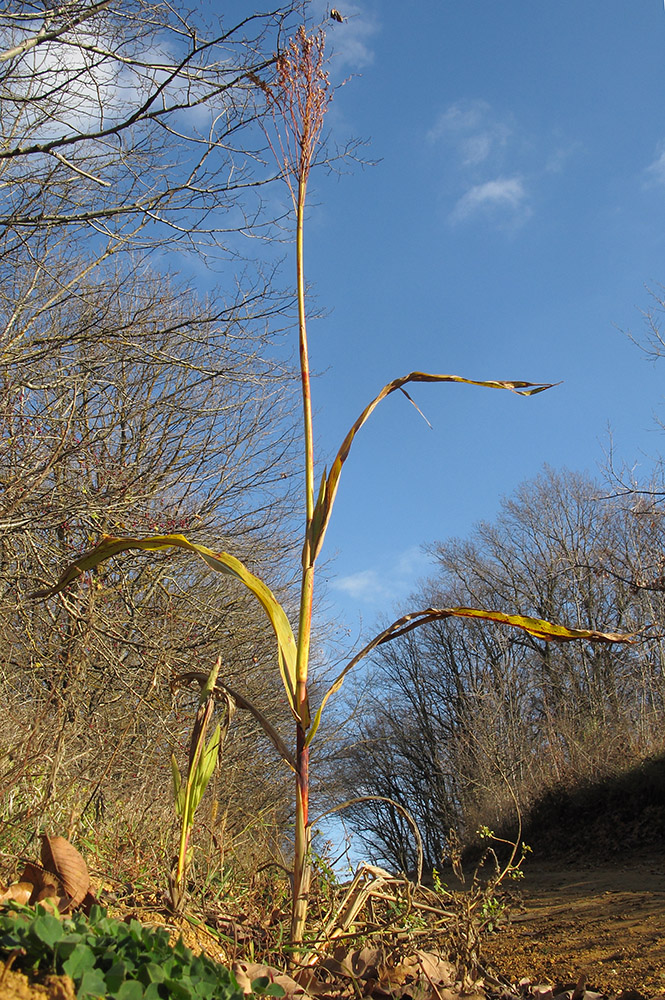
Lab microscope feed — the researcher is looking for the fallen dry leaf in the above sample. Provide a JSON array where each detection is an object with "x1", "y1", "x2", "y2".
[
  {"x1": 41, "y1": 834, "x2": 90, "y2": 908},
  {"x1": 416, "y1": 950, "x2": 457, "y2": 987},
  {"x1": 18, "y1": 860, "x2": 61, "y2": 906},
  {"x1": 233, "y1": 961, "x2": 310, "y2": 998},
  {"x1": 321, "y1": 945, "x2": 382, "y2": 981},
  {"x1": 0, "y1": 882, "x2": 33, "y2": 905}
]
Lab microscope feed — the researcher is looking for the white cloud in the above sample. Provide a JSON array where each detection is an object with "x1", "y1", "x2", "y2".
[
  {"x1": 427, "y1": 99, "x2": 512, "y2": 167},
  {"x1": 451, "y1": 176, "x2": 529, "y2": 222},
  {"x1": 426, "y1": 99, "x2": 570, "y2": 227},
  {"x1": 332, "y1": 568, "x2": 388, "y2": 602},
  {"x1": 645, "y1": 145, "x2": 665, "y2": 185},
  {"x1": 331, "y1": 546, "x2": 432, "y2": 607},
  {"x1": 427, "y1": 100, "x2": 489, "y2": 141}
]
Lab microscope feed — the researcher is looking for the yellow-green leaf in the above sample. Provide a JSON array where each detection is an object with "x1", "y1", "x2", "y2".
[
  {"x1": 309, "y1": 373, "x2": 558, "y2": 560},
  {"x1": 305, "y1": 605, "x2": 633, "y2": 746},
  {"x1": 33, "y1": 534, "x2": 300, "y2": 720},
  {"x1": 190, "y1": 724, "x2": 220, "y2": 813},
  {"x1": 198, "y1": 725, "x2": 221, "y2": 791},
  {"x1": 171, "y1": 755, "x2": 185, "y2": 817}
]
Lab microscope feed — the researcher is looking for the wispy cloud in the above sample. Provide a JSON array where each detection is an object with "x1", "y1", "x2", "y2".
[
  {"x1": 645, "y1": 144, "x2": 665, "y2": 185},
  {"x1": 451, "y1": 176, "x2": 530, "y2": 223},
  {"x1": 333, "y1": 568, "x2": 387, "y2": 602},
  {"x1": 331, "y1": 546, "x2": 432, "y2": 607},
  {"x1": 427, "y1": 99, "x2": 512, "y2": 167},
  {"x1": 427, "y1": 99, "x2": 568, "y2": 227}
]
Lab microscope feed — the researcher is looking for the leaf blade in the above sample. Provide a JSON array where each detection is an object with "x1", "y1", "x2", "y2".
[
  {"x1": 309, "y1": 373, "x2": 559, "y2": 560},
  {"x1": 32, "y1": 534, "x2": 300, "y2": 719},
  {"x1": 305, "y1": 605, "x2": 632, "y2": 746}
]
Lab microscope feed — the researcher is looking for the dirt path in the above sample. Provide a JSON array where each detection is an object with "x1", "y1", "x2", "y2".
[{"x1": 481, "y1": 856, "x2": 665, "y2": 997}]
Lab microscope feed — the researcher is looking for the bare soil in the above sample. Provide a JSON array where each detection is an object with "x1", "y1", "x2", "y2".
[
  {"x1": 0, "y1": 966, "x2": 75, "y2": 1000},
  {"x1": 481, "y1": 855, "x2": 665, "y2": 997}
]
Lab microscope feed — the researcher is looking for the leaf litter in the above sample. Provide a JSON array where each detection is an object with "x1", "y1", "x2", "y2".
[{"x1": 0, "y1": 842, "x2": 664, "y2": 1000}]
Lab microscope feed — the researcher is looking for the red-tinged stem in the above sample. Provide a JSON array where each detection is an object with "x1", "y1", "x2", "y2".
[
  {"x1": 291, "y1": 724, "x2": 310, "y2": 942},
  {"x1": 291, "y1": 161, "x2": 315, "y2": 947}
]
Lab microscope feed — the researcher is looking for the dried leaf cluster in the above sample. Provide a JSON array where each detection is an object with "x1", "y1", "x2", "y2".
[{"x1": 0, "y1": 834, "x2": 95, "y2": 915}]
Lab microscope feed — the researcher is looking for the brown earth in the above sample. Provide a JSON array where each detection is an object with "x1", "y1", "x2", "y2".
[
  {"x1": 481, "y1": 855, "x2": 665, "y2": 997},
  {"x1": 0, "y1": 966, "x2": 75, "y2": 1000}
]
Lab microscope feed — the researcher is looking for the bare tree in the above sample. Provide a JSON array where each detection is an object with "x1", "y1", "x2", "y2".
[
  {"x1": 333, "y1": 467, "x2": 665, "y2": 871},
  {"x1": 0, "y1": 1, "x2": 304, "y2": 867},
  {"x1": 0, "y1": 259, "x2": 300, "y2": 853},
  {"x1": 0, "y1": 2, "x2": 293, "y2": 251}
]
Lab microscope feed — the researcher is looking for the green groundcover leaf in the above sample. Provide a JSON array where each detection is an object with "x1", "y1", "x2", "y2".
[{"x1": 0, "y1": 902, "x2": 247, "y2": 1000}]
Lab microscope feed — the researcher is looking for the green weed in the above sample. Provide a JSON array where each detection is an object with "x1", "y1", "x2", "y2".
[{"x1": 0, "y1": 901, "x2": 280, "y2": 1000}]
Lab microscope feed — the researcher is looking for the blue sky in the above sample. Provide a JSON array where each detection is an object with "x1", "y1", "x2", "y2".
[{"x1": 270, "y1": 1, "x2": 665, "y2": 644}]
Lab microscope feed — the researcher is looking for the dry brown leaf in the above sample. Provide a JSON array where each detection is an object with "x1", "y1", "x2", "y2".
[
  {"x1": 35, "y1": 885, "x2": 63, "y2": 906},
  {"x1": 416, "y1": 950, "x2": 456, "y2": 986},
  {"x1": 41, "y1": 834, "x2": 90, "y2": 908},
  {"x1": 233, "y1": 962, "x2": 309, "y2": 998},
  {"x1": 0, "y1": 882, "x2": 33, "y2": 905},
  {"x1": 18, "y1": 860, "x2": 61, "y2": 905},
  {"x1": 378, "y1": 958, "x2": 417, "y2": 991},
  {"x1": 271, "y1": 974, "x2": 312, "y2": 999},
  {"x1": 321, "y1": 945, "x2": 382, "y2": 980},
  {"x1": 18, "y1": 860, "x2": 46, "y2": 887}
]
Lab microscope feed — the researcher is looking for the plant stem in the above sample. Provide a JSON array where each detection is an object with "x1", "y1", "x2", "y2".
[
  {"x1": 292, "y1": 164, "x2": 315, "y2": 946},
  {"x1": 297, "y1": 172, "x2": 315, "y2": 527}
]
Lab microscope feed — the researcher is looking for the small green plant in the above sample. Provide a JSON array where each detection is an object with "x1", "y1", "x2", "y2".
[
  {"x1": 33, "y1": 19, "x2": 632, "y2": 951},
  {"x1": 431, "y1": 866, "x2": 448, "y2": 895},
  {"x1": 440, "y1": 823, "x2": 532, "y2": 982},
  {"x1": 169, "y1": 657, "x2": 224, "y2": 912},
  {"x1": 0, "y1": 901, "x2": 265, "y2": 1000},
  {"x1": 478, "y1": 895, "x2": 505, "y2": 933}
]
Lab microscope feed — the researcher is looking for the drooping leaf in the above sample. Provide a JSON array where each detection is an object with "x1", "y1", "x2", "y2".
[
  {"x1": 32, "y1": 534, "x2": 301, "y2": 722},
  {"x1": 308, "y1": 373, "x2": 558, "y2": 561},
  {"x1": 377, "y1": 606, "x2": 634, "y2": 644},
  {"x1": 306, "y1": 605, "x2": 633, "y2": 746},
  {"x1": 172, "y1": 670, "x2": 297, "y2": 771}
]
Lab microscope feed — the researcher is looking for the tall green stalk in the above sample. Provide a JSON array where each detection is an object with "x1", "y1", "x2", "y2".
[
  {"x1": 267, "y1": 27, "x2": 332, "y2": 945},
  {"x1": 292, "y1": 175, "x2": 316, "y2": 944}
]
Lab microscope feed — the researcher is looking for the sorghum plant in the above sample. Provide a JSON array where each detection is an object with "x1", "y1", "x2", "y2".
[{"x1": 34, "y1": 22, "x2": 631, "y2": 949}]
